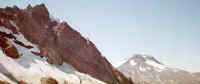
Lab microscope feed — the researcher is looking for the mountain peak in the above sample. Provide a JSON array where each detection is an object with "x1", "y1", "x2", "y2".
[
  {"x1": 128, "y1": 53, "x2": 163, "y2": 65},
  {"x1": 117, "y1": 53, "x2": 167, "y2": 72},
  {"x1": 0, "y1": 4, "x2": 133, "y2": 84},
  {"x1": 118, "y1": 54, "x2": 199, "y2": 84}
]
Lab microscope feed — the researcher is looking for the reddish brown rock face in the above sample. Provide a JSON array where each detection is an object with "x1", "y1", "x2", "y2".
[
  {"x1": 40, "y1": 77, "x2": 58, "y2": 84},
  {"x1": 17, "y1": 81, "x2": 28, "y2": 84},
  {"x1": 0, "y1": 37, "x2": 20, "y2": 59},
  {"x1": 0, "y1": 80, "x2": 9, "y2": 84},
  {"x1": 0, "y1": 4, "x2": 133, "y2": 84}
]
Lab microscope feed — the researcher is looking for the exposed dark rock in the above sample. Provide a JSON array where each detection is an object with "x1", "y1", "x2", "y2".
[
  {"x1": 17, "y1": 80, "x2": 28, "y2": 84},
  {"x1": 0, "y1": 37, "x2": 20, "y2": 59},
  {"x1": 40, "y1": 77, "x2": 58, "y2": 84},
  {"x1": 0, "y1": 80, "x2": 9, "y2": 84},
  {"x1": 0, "y1": 4, "x2": 133, "y2": 84},
  {"x1": 13, "y1": 40, "x2": 33, "y2": 49}
]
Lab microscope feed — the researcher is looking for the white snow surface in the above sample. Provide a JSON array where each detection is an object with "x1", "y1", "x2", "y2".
[
  {"x1": 0, "y1": 26, "x2": 13, "y2": 34},
  {"x1": 129, "y1": 60, "x2": 137, "y2": 66},
  {"x1": 146, "y1": 60, "x2": 166, "y2": 70},
  {"x1": 49, "y1": 14, "x2": 61, "y2": 22},
  {"x1": 0, "y1": 72, "x2": 15, "y2": 83},
  {"x1": 0, "y1": 25, "x2": 105, "y2": 84},
  {"x1": 139, "y1": 67, "x2": 146, "y2": 72}
]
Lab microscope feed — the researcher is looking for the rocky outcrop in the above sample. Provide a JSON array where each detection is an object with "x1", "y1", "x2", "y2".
[
  {"x1": 40, "y1": 77, "x2": 58, "y2": 84},
  {"x1": 0, "y1": 80, "x2": 9, "y2": 84},
  {"x1": 0, "y1": 4, "x2": 133, "y2": 84},
  {"x1": 0, "y1": 37, "x2": 20, "y2": 59}
]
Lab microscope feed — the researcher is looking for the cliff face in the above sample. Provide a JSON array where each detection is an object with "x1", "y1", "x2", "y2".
[{"x1": 0, "y1": 4, "x2": 133, "y2": 84}]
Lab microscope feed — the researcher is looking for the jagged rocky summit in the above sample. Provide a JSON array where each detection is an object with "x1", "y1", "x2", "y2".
[{"x1": 0, "y1": 4, "x2": 133, "y2": 84}]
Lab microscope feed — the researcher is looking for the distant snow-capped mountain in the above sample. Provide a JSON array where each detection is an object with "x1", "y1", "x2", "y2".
[{"x1": 118, "y1": 54, "x2": 200, "y2": 84}]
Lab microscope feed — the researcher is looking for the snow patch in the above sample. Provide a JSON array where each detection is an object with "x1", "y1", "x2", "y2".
[
  {"x1": 0, "y1": 26, "x2": 13, "y2": 34},
  {"x1": 13, "y1": 34, "x2": 40, "y2": 52},
  {"x1": 0, "y1": 25, "x2": 105, "y2": 83},
  {"x1": 4, "y1": 34, "x2": 79, "y2": 83},
  {"x1": 129, "y1": 60, "x2": 137, "y2": 66},
  {"x1": 75, "y1": 72, "x2": 106, "y2": 84},
  {"x1": 49, "y1": 15, "x2": 60, "y2": 22},
  {"x1": 0, "y1": 28, "x2": 105, "y2": 84},
  {"x1": 139, "y1": 67, "x2": 146, "y2": 72},
  {"x1": 146, "y1": 60, "x2": 166, "y2": 70},
  {"x1": 0, "y1": 25, "x2": 40, "y2": 53},
  {"x1": 0, "y1": 72, "x2": 16, "y2": 84},
  {"x1": 147, "y1": 67, "x2": 151, "y2": 70}
]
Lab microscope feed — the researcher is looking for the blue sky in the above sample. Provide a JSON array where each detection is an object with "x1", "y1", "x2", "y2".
[{"x1": 1, "y1": 0, "x2": 200, "y2": 72}]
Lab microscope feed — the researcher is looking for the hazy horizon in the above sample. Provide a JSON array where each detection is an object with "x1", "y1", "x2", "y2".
[{"x1": 1, "y1": 0, "x2": 200, "y2": 72}]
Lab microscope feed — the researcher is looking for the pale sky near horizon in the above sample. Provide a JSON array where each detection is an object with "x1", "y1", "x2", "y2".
[{"x1": 0, "y1": 0, "x2": 200, "y2": 72}]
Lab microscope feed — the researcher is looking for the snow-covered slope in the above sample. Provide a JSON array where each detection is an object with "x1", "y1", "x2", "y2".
[
  {"x1": 0, "y1": 4, "x2": 134, "y2": 84},
  {"x1": 0, "y1": 24, "x2": 105, "y2": 84},
  {"x1": 118, "y1": 54, "x2": 199, "y2": 84}
]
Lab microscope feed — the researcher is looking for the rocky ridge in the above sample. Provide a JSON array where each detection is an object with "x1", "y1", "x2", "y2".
[{"x1": 0, "y1": 4, "x2": 133, "y2": 84}]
